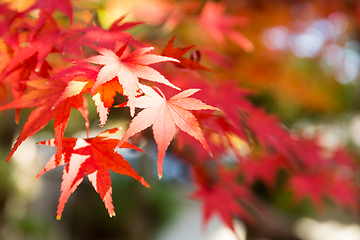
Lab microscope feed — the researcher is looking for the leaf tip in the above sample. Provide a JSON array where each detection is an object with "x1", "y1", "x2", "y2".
[
  {"x1": 114, "y1": 145, "x2": 119, "y2": 152},
  {"x1": 158, "y1": 173, "x2": 162, "y2": 180},
  {"x1": 109, "y1": 212, "x2": 116, "y2": 218},
  {"x1": 56, "y1": 215, "x2": 62, "y2": 220},
  {"x1": 143, "y1": 181, "x2": 150, "y2": 188}
]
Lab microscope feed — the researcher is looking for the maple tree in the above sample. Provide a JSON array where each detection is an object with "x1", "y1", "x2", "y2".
[{"x1": 0, "y1": 0, "x2": 360, "y2": 239}]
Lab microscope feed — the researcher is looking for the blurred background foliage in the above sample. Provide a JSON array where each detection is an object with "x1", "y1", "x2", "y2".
[{"x1": 1, "y1": 0, "x2": 360, "y2": 239}]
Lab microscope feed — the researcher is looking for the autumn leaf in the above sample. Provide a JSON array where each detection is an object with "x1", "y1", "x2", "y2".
[
  {"x1": 92, "y1": 78, "x2": 123, "y2": 126},
  {"x1": 241, "y1": 154, "x2": 286, "y2": 188},
  {"x1": 192, "y1": 168, "x2": 256, "y2": 229},
  {"x1": 67, "y1": 14, "x2": 143, "y2": 52},
  {"x1": 289, "y1": 173, "x2": 330, "y2": 210},
  {"x1": 193, "y1": 185, "x2": 248, "y2": 229},
  {"x1": 8, "y1": 53, "x2": 52, "y2": 123},
  {"x1": 0, "y1": 4, "x2": 24, "y2": 50},
  {"x1": 329, "y1": 179, "x2": 359, "y2": 210},
  {"x1": 0, "y1": 10, "x2": 54, "y2": 118},
  {"x1": 27, "y1": 0, "x2": 73, "y2": 22},
  {"x1": 35, "y1": 128, "x2": 149, "y2": 219},
  {"x1": 162, "y1": 36, "x2": 212, "y2": 71},
  {"x1": 0, "y1": 78, "x2": 88, "y2": 162},
  {"x1": 0, "y1": 13, "x2": 62, "y2": 79},
  {"x1": 199, "y1": 1, "x2": 254, "y2": 52},
  {"x1": 245, "y1": 109, "x2": 292, "y2": 158},
  {"x1": 117, "y1": 84, "x2": 219, "y2": 179},
  {"x1": 55, "y1": 64, "x2": 123, "y2": 127},
  {"x1": 82, "y1": 43, "x2": 181, "y2": 117}
]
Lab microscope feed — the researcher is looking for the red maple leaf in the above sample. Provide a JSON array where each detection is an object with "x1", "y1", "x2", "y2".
[
  {"x1": 7, "y1": 54, "x2": 52, "y2": 123},
  {"x1": 289, "y1": 173, "x2": 329, "y2": 210},
  {"x1": 161, "y1": 36, "x2": 212, "y2": 71},
  {"x1": 0, "y1": 78, "x2": 89, "y2": 162},
  {"x1": 27, "y1": 0, "x2": 73, "y2": 22},
  {"x1": 245, "y1": 109, "x2": 292, "y2": 158},
  {"x1": 241, "y1": 154, "x2": 286, "y2": 188},
  {"x1": 289, "y1": 149, "x2": 359, "y2": 211},
  {"x1": 82, "y1": 44, "x2": 180, "y2": 117},
  {"x1": 0, "y1": 10, "x2": 54, "y2": 118},
  {"x1": 35, "y1": 128, "x2": 149, "y2": 219},
  {"x1": 67, "y1": 15, "x2": 143, "y2": 53},
  {"x1": 199, "y1": 1, "x2": 254, "y2": 52},
  {"x1": 193, "y1": 185, "x2": 250, "y2": 229},
  {"x1": 192, "y1": 167, "x2": 258, "y2": 229},
  {"x1": 53, "y1": 62, "x2": 123, "y2": 126},
  {"x1": 117, "y1": 84, "x2": 218, "y2": 179},
  {"x1": 0, "y1": 4, "x2": 29, "y2": 51},
  {"x1": 0, "y1": 13, "x2": 63, "y2": 79},
  {"x1": 329, "y1": 179, "x2": 359, "y2": 211}
]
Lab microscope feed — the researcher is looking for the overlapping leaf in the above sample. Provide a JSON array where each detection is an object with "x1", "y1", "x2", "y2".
[
  {"x1": 35, "y1": 128, "x2": 149, "y2": 219},
  {"x1": 161, "y1": 36, "x2": 211, "y2": 71},
  {"x1": 82, "y1": 43, "x2": 180, "y2": 117},
  {"x1": 117, "y1": 84, "x2": 218, "y2": 179},
  {"x1": 0, "y1": 13, "x2": 62, "y2": 78},
  {"x1": 27, "y1": 0, "x2": 73, "y2": 21},
  {"x1": 67, "y1": 15, "x2": 143, "y2": 52},
  {"x1": 92, "y1": 78, "x2": 123, "y2": 126},
  {"x1": 0, "y1": 78, "x2": 89, "y2": 162},
  {"x1": 199, "y1": 1, "x2": 254, "y2": 52},
  {"x1": 192, "y1": 167, "x2": 257, "y2": 230}
]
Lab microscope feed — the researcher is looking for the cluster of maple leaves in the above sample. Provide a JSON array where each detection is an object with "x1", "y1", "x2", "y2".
[{"x1": 0, "y1": 0, "x2": 359, "y2": 230}]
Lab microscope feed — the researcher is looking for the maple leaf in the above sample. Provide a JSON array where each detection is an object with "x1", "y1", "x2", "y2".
[
  {"x1": 241, "y1": 154, "x2": 286, "y2": 188},
  {"x1": 329, "y1": 179, "x2": 359, "y2": 210},
  {"x1": 162, "y1": 77, "x2": 252, "y2": 158},
  {"x1": 192, "y1": 167, "x2": 257, "y2": 229},
  {"x1": 117, "y1": 84, "x2": 219, "y2": 179},
  {"x1": 83, "y1": 43, "x2": 181, "y2": 117},
  {"x1": 66, "y1": 15, "x2": 143, "y2": 53},
  {"x1": 51, "y1": 63, "x2": 121, "y2": 126},
  {"x1": 193, "y1": 185, "x2": 250, "y2": 229},
  {"x1": 0, "y1": 13, "x2": 62, "y2": 79},
  {"x1": 0, "y1": 4, "x2": 28, "y2": 51},
  {"x1": 199, "y1": 1, "x2": 254, "y2": 52},
  {"x1": 35, "y1": 128, "x2": 149, "y2": 219},
  {"x1": 27, "y1": 0, "x2": 73, "y2": 22},
  {"x1": 288, "y1": 148, "x2": 359, "y2": 211},
  {"x1": 92, "y1": 78, "x2": 123, "y2": 126},
  {"x1": 245, "y1": 109, "x2": 292, "y2": 157},
  {"x1": 289, "y1": 172, "x2": 330, "y2": 210},
  {"x1": 161, "y1": 36, "x2": 212, "y2": 71},
  {"x1": 8, "y1": 54, "x2": 52, "y2": 123},
  {"x1": 286, "y1": 136, "x2": 326, "y2": 170},
  {"x1": 162, "y1": 75, "x2": 253, "y2": 138},
  {"x1": 0, "y1": 78, "x2": 89, "y2": 162}
]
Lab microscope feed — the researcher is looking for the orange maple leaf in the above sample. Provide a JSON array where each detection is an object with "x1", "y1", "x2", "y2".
[
  {"x1": 117, "y1": 84, "x2": 218, "y2": 179},
  {"x1": 92, "y1": 78, "x2": 124, "y2": 126},
  {"x1": 35, "y1": 128, "x2": 149, "y2": 219}
]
